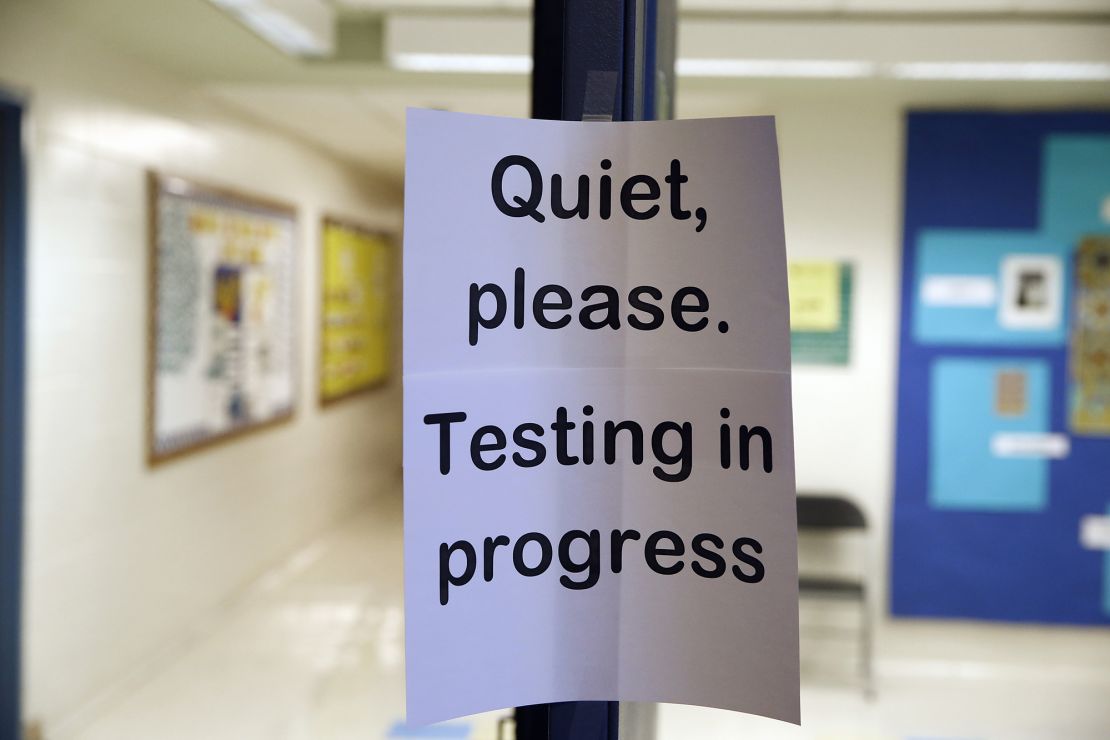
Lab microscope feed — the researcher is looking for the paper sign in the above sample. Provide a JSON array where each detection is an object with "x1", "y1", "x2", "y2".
[{"x1": 403, "y1": 110, "x2": 799, "y2": 726}]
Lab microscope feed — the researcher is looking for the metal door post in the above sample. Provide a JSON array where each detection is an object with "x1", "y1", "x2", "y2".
[
  {"x1": 0, "y1": 93, "x2": 27, "y2": 740},
  {"x1": 518, "y1": 2, "x2": 675, "y2": 738}
]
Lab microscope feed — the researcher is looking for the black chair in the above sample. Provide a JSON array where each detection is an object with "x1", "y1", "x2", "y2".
[{"x1": 797, "y1": 493, "x2": 874, "y2": 696}]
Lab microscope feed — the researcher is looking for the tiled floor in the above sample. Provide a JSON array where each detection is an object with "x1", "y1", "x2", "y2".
[{"x1": 65, "y1": 493, "x2": 1110, "y2": 740}]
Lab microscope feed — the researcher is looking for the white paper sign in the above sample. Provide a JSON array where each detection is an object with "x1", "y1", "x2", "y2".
[{"x1": 403, "y1": 110, "x2": 799, "y2": 726}]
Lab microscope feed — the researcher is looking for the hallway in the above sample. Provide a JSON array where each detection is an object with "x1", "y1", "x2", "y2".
[
  {"x1": 64, "y1": 493, "x2": 502, "y2": 740},
  {"x1": 59, "y1": 492, "x2": 1110, "y2": 740}
]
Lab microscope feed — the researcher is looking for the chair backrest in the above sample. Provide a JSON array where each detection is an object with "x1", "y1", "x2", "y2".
[{"x1": 797, "y1": 493, "x2": 867, "y2": 531}]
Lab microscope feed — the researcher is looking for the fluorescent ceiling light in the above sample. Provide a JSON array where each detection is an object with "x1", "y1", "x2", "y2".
[
  {"x1": 391, "y1": 54, "x2": 875, "y2": 78},
  {"x1": 391, "y1": 53, "x2": 533, "y2": 74},
  {"x1": 890, "y1": 62, "x2": 1110, "y2": 81},
  {"x1": 211, "y1": 0, "x2": 335, "y2": 57},
  {"x1": 677, "y1": 58, "x2": 876, "y2": 78},
  {"x1": 386, "y1": 53, "x2": 1110, "y2": 83}
]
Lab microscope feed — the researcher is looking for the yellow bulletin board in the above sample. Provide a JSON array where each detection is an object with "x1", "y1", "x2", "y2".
[{"x1": 320, "y1": 218, "x2": 391, "y2": 404}]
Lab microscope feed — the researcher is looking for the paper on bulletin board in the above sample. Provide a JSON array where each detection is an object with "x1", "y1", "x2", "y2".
[
  {"x1": 320, "y1": 219, "x2": 391, "y2": 403},
  {"x1": 403, "y1": 111, "x2": 799, "y2": 725},
  {"x1": 789, "y1": 262, "x2": 852, "y2": 365},
  {"x1": 788, "y1": 262, "x2": 840, "y2": 331},
  {"x1": 998, "y1": 254, "x2": 1063, "y2": 331},
  {"x1": 911, "y1": 231, "x2": 1069, "y2": 347},
  {"x1": 1070, "y1": 235, "x2": 1110, "y2": 435},
  {"x1": 149, "y1": 174, "x2": 296, "y2": 462}
]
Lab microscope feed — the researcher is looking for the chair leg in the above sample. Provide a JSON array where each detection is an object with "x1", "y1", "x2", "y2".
[{"x1": 860, "y1": 586, "x2": 875, "y2": 699}]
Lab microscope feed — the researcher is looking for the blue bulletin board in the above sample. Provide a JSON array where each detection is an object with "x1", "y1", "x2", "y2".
[{"x1": 891, "y1": 111, "x2": 1110, "y2": 625}]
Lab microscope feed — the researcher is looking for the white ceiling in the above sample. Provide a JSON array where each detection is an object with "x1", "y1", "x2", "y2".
[
  {"x1": 207, "y1": 81, "x2": 529, "y2": 176},
  {"x1": 55, "y1": 0, "x2": 1110, "y2": 183}
]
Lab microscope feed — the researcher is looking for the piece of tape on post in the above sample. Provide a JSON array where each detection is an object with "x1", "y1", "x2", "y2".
[{"x1": 582, "y1": 70, "x2": 618, "y2": 122}]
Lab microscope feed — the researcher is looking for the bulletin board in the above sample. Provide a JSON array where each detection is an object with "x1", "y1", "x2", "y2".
[
  {"x1": 319, "y1": 218, "x2": 391, "y2": 404},
  {"x1": 789, "y1": 261, "x2": 852, "y2": 365},
  {"x1": 891, "y1": 112, "x2": 1110, "y2": 625},
  {"x1": 147, "y1": 173, "x2": 297, "y2": 463}
]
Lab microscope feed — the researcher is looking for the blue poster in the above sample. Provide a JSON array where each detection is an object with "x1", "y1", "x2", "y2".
[{"x1": 892, "y1": 111, "x2": 1110, "y2": 625}]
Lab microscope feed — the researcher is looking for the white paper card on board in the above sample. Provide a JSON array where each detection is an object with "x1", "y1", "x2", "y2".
[
  {"x1": 998, "y1": 254, "x2": 1063, "y2": 330},
  {"x1": 403, "y1": 110, "x2": 799, "y2": 726},
  {"x1": 921, "y1": 275, "x2": 998, "y2": 307},
  {"x1": 990, "y1": 432, "x2": 1070, "y2": 459},
  {"x1": 1079, "y1": 515, "x2": 1110, "y2": 551}
]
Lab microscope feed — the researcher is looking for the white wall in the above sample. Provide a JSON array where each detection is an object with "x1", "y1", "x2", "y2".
[
  {"x1": 678, "y1": 89, "x2": 907, "y2": 612},
  {"x1": 0, "y1": 3, "x2": 403, "y2": 732},
  {"x1": 778, "y1": 99, "x2": 903, "y2": 602}
]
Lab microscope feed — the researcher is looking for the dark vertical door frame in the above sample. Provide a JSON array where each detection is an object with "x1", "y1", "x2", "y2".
[
  {"x1": 0, "y1": 93, "x2": 26, "y2": 739},
  {"x1": 532, "y1": 0, "x2": 673, "y2": 124},
  {"x1": 522, "y1": 1, "x2": 675, "y2": 738}
]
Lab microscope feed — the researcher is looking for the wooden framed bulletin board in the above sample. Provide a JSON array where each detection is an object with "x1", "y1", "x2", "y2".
[
  {"x1": 147, "y1": 172, "x2": 298, "y2": 464},
  {"x1": 319, "y1": 216, "x2": 392, "y2": 404}
]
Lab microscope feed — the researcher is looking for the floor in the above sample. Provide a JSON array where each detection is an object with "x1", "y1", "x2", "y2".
[{"x1": 64, "y1": 494, "x2": 1110, "y2": 740}]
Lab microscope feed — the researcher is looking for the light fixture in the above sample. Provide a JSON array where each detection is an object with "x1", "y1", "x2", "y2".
[
  {"x1": 390, "y1": 54, "x2": 876, "y2": 78},
  {"x1": 384, "y1": 51, "x2": 1110, "y2": 84},
  {"x1": 890, "y1": 62, "x2": 1110, "y2": 81},
  {"x1": 391, "y1": 53, "x2": 533, "y2": 74},
  {"x1": 676, "y1": 58, "x2": 876, "y2": 79},
  {"x1": 210, "y1": 0, "x2": 335, "y2": 58}
]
